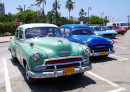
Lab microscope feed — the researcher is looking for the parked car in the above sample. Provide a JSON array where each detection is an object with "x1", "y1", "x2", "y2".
[
  {"x1": 59, "y1": 24, "x2": 115, "y2": 57},
  {"x1": 103, "y1": 26, "x2": 117, "y2": 33},
  {"x1": 8, "y1": 23, "x2": 92, "y2": 84},
  {"x1": 106, "y1": 22, "x2": 128, "y2": 31},
  {"x1": 91, "y1": 26, "x2": 117, "y2": 39},
  {"x1": 108, "y1": 26, "x2": 125, "y2": 35}
]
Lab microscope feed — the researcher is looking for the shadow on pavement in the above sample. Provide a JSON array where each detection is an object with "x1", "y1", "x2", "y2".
[
  {"x1": 10, "y1": 58, "x2": 96, "y2": 92},
  {"x1": 90, "y1": 56, "x2": 117, "y2": 63}
]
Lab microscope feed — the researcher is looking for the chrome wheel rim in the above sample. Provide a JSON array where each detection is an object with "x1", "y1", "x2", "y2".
[{"x1": 26, "y1": 66, "x2": 29, "y2": 80}]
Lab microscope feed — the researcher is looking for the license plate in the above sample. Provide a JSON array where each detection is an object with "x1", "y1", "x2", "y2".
[
  {"x1": 63, "y1": 68, "x2": 74, "y2": 75},
  {"x1": 100, "y1": 51, "x2": 105, "y2": 56}
]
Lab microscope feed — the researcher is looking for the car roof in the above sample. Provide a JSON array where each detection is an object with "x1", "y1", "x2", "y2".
[
  {"x1": 18, "y1": 23, "x2": 58, "y2": 31},
  {"x1": 60, "y1": 24, "x2": 91, "y2": 29}
]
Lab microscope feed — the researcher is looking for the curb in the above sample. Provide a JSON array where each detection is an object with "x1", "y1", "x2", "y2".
[{"x1": 0, "y1": 41, "x2": 9, "y2": 43}]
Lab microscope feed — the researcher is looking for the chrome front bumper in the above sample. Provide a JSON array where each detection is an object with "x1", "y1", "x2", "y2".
[
  {"x1": 89, "y1": 50, "x2": 115, "y2": 57},
  {"x1": 27, "y1": 65, "x2": 92, "y2": 79}
]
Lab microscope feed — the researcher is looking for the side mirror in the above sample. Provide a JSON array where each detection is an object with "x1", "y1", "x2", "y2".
[
  {"x1": 63, "y1": 35, "x2": 65, "y2": 38},
  {"x1": 10, "y1": 37, "x2": 12, "y2": 40},
  {"x1": 30, "y1": 43, "x2": 34, "y2": 49},
  {"x1": 66, "y1": 33, "x2": 70, "y2": 37}
]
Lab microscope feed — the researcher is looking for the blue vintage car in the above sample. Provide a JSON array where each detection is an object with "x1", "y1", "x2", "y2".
[
  {"x1": 60, "y1": 24, "x2": 115, "y2": 57},
  {"x1": 91, "y1": 26, "x2": 117, "y2": 39}
]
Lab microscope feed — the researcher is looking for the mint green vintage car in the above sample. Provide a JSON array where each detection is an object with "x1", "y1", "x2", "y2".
[{"x1": 9, "y1": 23, "x2": 92, "y2": 84}]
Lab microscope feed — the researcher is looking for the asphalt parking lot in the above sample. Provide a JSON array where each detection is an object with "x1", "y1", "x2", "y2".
[{"x1": 0, "y1": 30, "x2": 130, "y2": 92}]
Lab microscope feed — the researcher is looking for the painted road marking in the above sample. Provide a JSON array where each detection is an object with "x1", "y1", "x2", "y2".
[
  {"x1": 87, "y1": 71, "x2": 119, "y2": 87},
  {"x1": 3, "y1": 57, "x2": 126, "y2": 92},
  {"x1": 108, "y1": 88, "x2": 126, "y2": 92},
  {"x1": 87, "y1": 71, "x2": 126, "y2": 92},
  {"x1": 3, "y1": 58, "x2": 12, "y2": 92},
  {"x1": 109, "y1": 54, "x2": 129, "y2": 61}
]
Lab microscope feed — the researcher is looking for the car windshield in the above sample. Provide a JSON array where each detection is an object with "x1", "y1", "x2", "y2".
[
  {"x1": 103, "y1": 26, "x2": 111, "y2": 30},
  {"x1": 113, "y1": 26, "x2": 121, "y2": 29},
  {"x1": 25, "y1": 27, "x2": 62, "y2": 39},
  {"x1": 93, "y1": 27, "x2": 105, "y2": 31},
  {"x1": 71, "y1": 28, "x2": 95, "y2": 35}
]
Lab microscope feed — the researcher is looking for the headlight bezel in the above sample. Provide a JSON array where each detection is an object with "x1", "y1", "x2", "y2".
[
  {"x1": 84, "y1": 41, "x2": 89, "y2": 46},
  {"x1": 110, "y1": 40, "x2": 114, "y2": 45},
  {"x1": 32, "y1": 53, "x2": 41, "y2": 62},
  {"x1": 84, "y1": 48, "x2": 91, "y2": 55}
]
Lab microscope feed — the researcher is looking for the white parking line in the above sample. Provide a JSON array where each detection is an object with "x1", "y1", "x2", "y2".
[
  {"x1": 108, "y1": 88, "x2": 126, "y2": 92},
  {"x1": 87, "y1": 71, "x2": 126, "y2": 92},
  {"x1": 3, "y1": 58, "x2": 12, "y2": 92},
  {"x1": 109, "y1": 54, "x2": 128, "y2": 61},
  {"x1": 87, "y1": 71, "x2": 119, "y2": 87}
]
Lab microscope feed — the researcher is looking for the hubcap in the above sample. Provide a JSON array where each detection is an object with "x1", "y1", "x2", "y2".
[{"x1": 26, "y1": 66, "x2": 29, "y2": 80}]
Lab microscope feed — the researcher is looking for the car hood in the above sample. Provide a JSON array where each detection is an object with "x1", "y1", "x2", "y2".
[
  {"x1": 94, "y1": 31, "x2": 116, "y2": 35},
  {"x1": 106, "y1": 30, "x2": 117, "y2": 34},
  {"x1": 114, "y1": 29, "x2": 125, "y2": 31},
  {"x1": 70, "y1": 35, "x2": 110, "y2": 46},
  {"x1": 24, "y1": 37, "x2": 79, "y2": 58}
]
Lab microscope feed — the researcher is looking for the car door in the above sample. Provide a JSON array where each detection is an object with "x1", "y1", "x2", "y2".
[{"x1": 15, "y1": 29, "x2": 24, "y2": 63}]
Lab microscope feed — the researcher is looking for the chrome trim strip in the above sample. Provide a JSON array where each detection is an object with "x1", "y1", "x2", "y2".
[
  {"x1": 35, "y1": 59, "x2": 89, "y2": 71},
  {"x1": 27, "y1": 65, "x2": 92, "y2": 79},
  {"x1": 89, "y1": 50, "x2": 115, "y2": 57},
  {"x1": 58, "y1": 51, "x2": 70, "y2": 54}
]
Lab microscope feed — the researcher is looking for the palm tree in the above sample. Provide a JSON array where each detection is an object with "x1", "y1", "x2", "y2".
[
  {"x1": 16, "y1": 5, "x2": 23, "y2": 12},
  {"x1": 36, "y1": 0, "x2": 46, "y2": 15},
  {"x1": 65, "y1": 0, "x2": 75, "y2": 20},
  {"x1": 79, "y1": 8, "x2": 87, "y2": 21},
  {"x1": 53, "y1": 0, "x2": 61, "y2": 25}
]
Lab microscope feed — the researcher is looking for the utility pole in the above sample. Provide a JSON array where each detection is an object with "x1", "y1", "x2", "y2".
[{"x1": 128, "y1": 15, "x2": 130, "y2": 26}]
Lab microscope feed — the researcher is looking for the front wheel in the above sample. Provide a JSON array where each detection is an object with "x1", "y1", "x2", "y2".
[
  {"x1": 10, "y1": 50, "x2": 18, "y2": 62},
  {"x1": 25, "y1": 65, "x2": 35, "y2": 85},
  {"x1": 121, "y1": 32, "x2": 125, "y2": 35}
]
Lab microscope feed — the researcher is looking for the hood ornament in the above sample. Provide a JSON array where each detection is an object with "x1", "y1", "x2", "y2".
[{"x1": 59, "y1": 51, "x2": 70, "y2": 54}]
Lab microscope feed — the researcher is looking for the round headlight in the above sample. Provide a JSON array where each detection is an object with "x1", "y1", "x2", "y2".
[
  {"x1": 84, "y1": 48, "x2": 91, "y2": 55},
  {"x1": 84, "y1": 41, "x2": 89, "y2": 46},
  {"x1": 32, "y1": 53, "x2": 41, "y2": 62},
  {"x1": 110, "y1": 40, "x2": 114, "y2": 45},
  {"x1": 78, "y1": 39, "x2": 82, "y2": 44}
]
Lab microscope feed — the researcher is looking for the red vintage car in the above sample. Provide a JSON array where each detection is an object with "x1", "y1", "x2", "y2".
[{"x1": 108, "y1": 26, "x2": 125, "y2": 35}]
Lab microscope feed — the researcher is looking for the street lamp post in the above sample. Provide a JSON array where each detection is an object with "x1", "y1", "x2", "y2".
[
  {"x1": 112, "y1": 17, "x2": 114, "y2": 22},
  {"x1": 101, "y1": 12, "x2": 104, "y2": 18},
  {"x1": 108, "y1": 15, "x2": 111, "y2": 21},
  {"x1": 88, "y1": 7, "x2": 92, "y2": 22}
]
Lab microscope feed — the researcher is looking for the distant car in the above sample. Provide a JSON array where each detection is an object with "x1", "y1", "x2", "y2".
[
  {"x1": 106, "y1": 22, "x2": 128, "y2": 31},
  {"x1": 8, "y1": 23, "x2": 92, "y2": 84},
  {"x1": 60, "y1": 24, "x2": 115, "y2": 57},
  {"x1": 103, "y1": 26, "x2": 117, "y2": 33},
  {"x1": 91, "y1": 26, "x2": 117, "y2": 39},
  {"x1": 108, "y1": 26, "x2": 125, "y2": 35}
]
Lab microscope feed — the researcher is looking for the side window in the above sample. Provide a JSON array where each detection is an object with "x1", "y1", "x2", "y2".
[
  {"x1": 19, "y1": 30, "x2": 23, "y2": 39},
  {"x1": 64, "y1": 28, "x2": 70, "y2": 35},
  {"x1": 60, "y1": 28, "x2": 64, "y2": 35},
  {"x1": 15, "y1": 30, "x2": 18, "y2": 37}
]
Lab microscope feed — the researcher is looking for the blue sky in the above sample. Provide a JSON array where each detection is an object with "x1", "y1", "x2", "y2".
[{"x1": 2, "y1": 0, "x2": 130, "y2": 23}]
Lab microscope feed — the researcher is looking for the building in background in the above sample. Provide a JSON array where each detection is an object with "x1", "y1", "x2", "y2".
[{"x1": 0, "y1": 3, "x2": 5, "y2": 15}]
